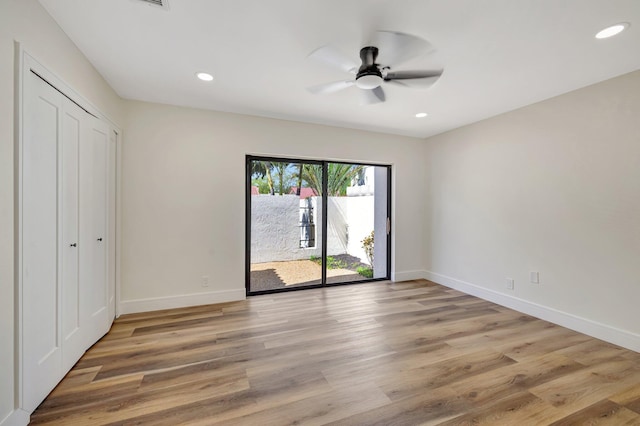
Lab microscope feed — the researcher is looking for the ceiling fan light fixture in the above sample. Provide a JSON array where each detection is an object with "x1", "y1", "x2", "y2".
[
  {"x1": 595, "y1": 23, "x2": 629, "y2": 39},
  {"x1": 307, "y1": 31, "x2": 442, "y2": 104},
  {"x1": 196, "y1": 72, "x2": 214, "y2": 81},
  {"x1": 355, "y1": 74, "x2": 383, "y2": 90}
]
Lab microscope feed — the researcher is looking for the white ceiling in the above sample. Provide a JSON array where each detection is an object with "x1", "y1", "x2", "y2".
[{"x1": 39, "y1": 0, "x2": 640, "y2": 138}]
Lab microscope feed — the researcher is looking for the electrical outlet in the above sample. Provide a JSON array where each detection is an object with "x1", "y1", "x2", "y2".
[
  {"x1": 505, "y1": 278, "x2": 514, "y2": 290},
  {"x1": 202, "y1": 275, "x2": 209, "y2": 287},
  {"x1": 530, "y1": 271, "x2": 539, "y2": 284}
]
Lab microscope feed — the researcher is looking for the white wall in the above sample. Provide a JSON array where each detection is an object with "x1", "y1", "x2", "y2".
[
  {"x1": 424, "y1": 70, "x2": 640, "y2": 351},
  {"x1": 120, "y1": 100, "x2": 427, "y2": 310},
  {"x1": 0, "y1": 0, "x2": 123, "y2": 423},
  {"x1": 251, "y1": 195, "x2": 319, "y2": 263},
  {"x1": 251, "y1": 195, "x2": 369, "y2": 263},
  {"x1": 345, "y1": 196, "x2": 374, "y2": 264}
]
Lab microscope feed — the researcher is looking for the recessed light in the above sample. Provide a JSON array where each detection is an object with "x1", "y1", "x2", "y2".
[
  {"x1": 196, "y1": 72, "x2": 214, "y2": 81},
  {"x1": 595, "y1": 23, "x2": 629, "y2": 39},
  {"x1": 415, "y1": 112, "x2": 428, "y2": 118}
]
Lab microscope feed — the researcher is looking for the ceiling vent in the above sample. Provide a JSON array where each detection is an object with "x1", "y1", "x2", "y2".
[{"x1": 134, "y1": 0, "x2": 169, "y2": 10}]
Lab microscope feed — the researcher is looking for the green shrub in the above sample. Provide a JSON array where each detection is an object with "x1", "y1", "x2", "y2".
[
  {"x1": 357, "y1": 266, "x2": 373, "y2": 278},
  {"x1": 362, "y1": 231, "x2": 374, "y2": 267},
  {"x1": 327, "y1": 256, "x2": 347, "y2": 269},
  {"x1": 310, "y1": 255, "x2": 347, "y2": 269}
]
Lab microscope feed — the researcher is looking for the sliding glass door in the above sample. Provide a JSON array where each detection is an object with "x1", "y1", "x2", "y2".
[
  {"x1": 246, "y1": 156, "x2": 390, "y2": 295},
  {"x1": 325, "y1": 163, "x2": 389, "y2": 284}
]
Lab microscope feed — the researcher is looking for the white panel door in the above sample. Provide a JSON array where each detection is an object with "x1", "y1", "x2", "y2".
[
  {"x1": 107, "y1": 130, "x2": 117, "y2": 321},
  {"x1": 80, "y1": 117, "x2": 110, "y2": 348},
  {"x1": 60, "y1": 100, "x2": 85, "y2": 372},
  {"x1": 91, "y1": 119, "x2": 110, "y2": 338},
  {"x1": 22, "y1": 71, "x2": 63, "y2": 412}
]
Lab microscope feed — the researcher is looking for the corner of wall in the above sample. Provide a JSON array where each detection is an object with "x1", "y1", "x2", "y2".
[{"x1": 392, "y1": 270, "x2": 428, "y2": 283}]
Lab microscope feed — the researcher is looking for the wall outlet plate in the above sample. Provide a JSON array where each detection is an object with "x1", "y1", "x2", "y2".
[
  {"x1": 530, "y1": 271, "x2": 539, "y2": 284},
  {"x1": 506, "y1": 278, "x2": 514, "y2": 290}
]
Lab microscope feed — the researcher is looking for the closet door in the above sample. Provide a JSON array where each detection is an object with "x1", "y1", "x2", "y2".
[
  {"x1": 21, "y1": 57, "x2": 116, "y2": 413},
  {"x1": 22, "y1": 71, "x2": 63, "y2": 412},
  {"x1": 60, "y1": 100, "x2": 85, "y2": 372},
  {"x1": 107, "y1": 130, "x2": 117, "y2": 321},
  {"x1": 79, "y1": 117, "x2": 110, "y2": 348},
  {"x1": 91, "y1": 119, "x2": 110, "y2": 339}
]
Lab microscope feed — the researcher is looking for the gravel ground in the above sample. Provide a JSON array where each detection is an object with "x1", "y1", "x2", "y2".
[{"x1": 250, "y1": 254, "x2": 370, "y2": 292}]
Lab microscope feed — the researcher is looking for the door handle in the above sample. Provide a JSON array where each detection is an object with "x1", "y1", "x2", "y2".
[
  {"x1": 70, "y1": 243, "x2": 77, "y2": 247},
  {"x1": 97, "y1": 238, "x2": 103, "y2": 242}
]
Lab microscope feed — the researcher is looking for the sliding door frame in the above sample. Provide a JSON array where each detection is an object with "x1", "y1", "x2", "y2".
[{"x1": 245, "y1": 155, "x2": 391, "y2": 296}]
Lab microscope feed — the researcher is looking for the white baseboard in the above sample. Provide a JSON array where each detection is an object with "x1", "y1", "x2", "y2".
[
  {"x1": 0, "y1": 409, "x2": 30, "y2": 426},
  {"x1": 392, "y1": 270, "x2": 428, "y2": 283},
  {"x1": 118, "y1": 288, "x2": 246, "y2": 315},
  {"x1": 425, "y1": 271, "x2": 640, "y2": 353}
]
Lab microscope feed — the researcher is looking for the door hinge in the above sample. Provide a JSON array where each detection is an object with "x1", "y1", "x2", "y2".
[{"x1": 386, "y1": 217, "x2": 391, "y2": 235}]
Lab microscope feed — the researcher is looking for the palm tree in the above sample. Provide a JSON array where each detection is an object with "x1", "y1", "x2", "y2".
[
  {"x1": 250, "y1": 161, "x2": 275, "y2": 194},
  {"x1": 302, "y1": 163, "x2": 364, "y2": 196},
  {"x1": 301, "y1": 164, "x2": 322, "y2": 195},
  {"x1": 271, "y1": 162, "x2": 292, "y2": 195},
  {"x1": 251, "y1": 160, "x2": 295, "y2": 195},
  {"x1": 296, "y1": 163, "x2": 303, "y2": 196}
]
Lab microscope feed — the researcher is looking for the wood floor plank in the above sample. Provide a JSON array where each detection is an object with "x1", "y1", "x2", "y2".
[
  {"x1": 29, "y1": 279, "x2": 640, "y2": 425},
  {"x1": 210, "y1": 382, "x2": 391, "y2": 426},
  {"x1": 436, "y1": 391, "x2": 549, "y2": 425},
  {"x1": 530, "y1": 357, "x2": 640, "y2": 414},
  {"x1": 548, "y1": 399, "x2": 640, "y2": 425},
  {"x1": 320, "y1": 341, "x2": 462, "y2": 389},
  {"x1": 378, "y1": 348, "x2": 517, "y2": 402},
  {"x1": 610, "y1": 383, "x2": 640, "y2": 414},
  {"x1": 323, "y1": 385, "x2": 469, "y2": 425},
  {"x1": 553, "y1": 339, "x2": 635, "y2": 365}
]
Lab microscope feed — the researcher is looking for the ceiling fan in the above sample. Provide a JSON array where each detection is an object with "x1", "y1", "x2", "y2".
[{"x1": 307, "y1": 31, "x2": 443, "y2": 105}]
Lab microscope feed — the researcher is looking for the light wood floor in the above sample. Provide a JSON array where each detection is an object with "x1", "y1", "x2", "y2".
[{"x1": 31, "y1": 280, "x2": 640, "y2": 425}]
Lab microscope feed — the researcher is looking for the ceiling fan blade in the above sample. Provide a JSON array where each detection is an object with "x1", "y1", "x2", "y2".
[
  {"x1": 370, "y1": 31, "x2": 433, "y2": 67},
  {"x1": 359, "y1": 86, "x2": 385, "y2": 105},
  {"x1": 308, "y1": 45, "x2": 358, "y2": 73},
  {"x1": 307, "y1": 80, "x2": 354, "y2": 95},
  {"x1": 385, "y1": 70, "x2": 442, "y2": 80},
  {"x1": 384, "y1": 70, "x2": 443, "y2": 89}
]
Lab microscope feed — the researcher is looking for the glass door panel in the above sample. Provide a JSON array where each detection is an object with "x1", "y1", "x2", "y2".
[
  {"x1": 248, "y1": 159, "x2": 324, "y2": 292},
  {"x1": 326, "y1": 163, "x2": 389, "y2": 284}
]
